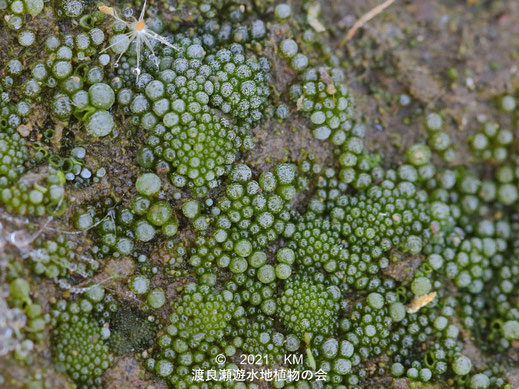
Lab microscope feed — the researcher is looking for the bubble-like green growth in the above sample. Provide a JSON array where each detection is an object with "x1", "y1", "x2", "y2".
[
  {"x1": 85, "y1": 110, "x2": 114, "y2": 137},
  {"x1": 406, "y1": 144, "x2": 431, "y2": 166},
  {"x1": 136, "y1": 173, "x2": 161, "y2": 197},
  {"x1": 503, "y1": 320, "x2": 519, "y2": 340},
  {"x1": 257, "y1": 264, "x2": 276, "y2": 283},
  {"x1": 134, "y1": 220, "x2": 156, "y2": 242},
  {"x1": 60, "y1": 0, "x2": 84, "y2": 18},
  {"x1": 452, "y1": 355, "x2": 472, "y2": 375},
  {"x1": 275, "y1": 3, "x2": 292, "y2": 19},
  {"x1": 147, "y1": 201, "x2": 172, "y2": 226},
  {"x1": 277, "y1": 247, "x2": 295, "y2": 264},
  {"x1": 294, "y1": 67, "x2": 354, "y2": 141},
  {"x1": 30, "y1": 234, "x2": 78, "y2": 278},
  {"x1": 411, "y1": 277, "x2": 432, "y2": 296},
  {"x1": 278, "y1": 276, "x2": 339, "y2": 336},
  {"x1": 0, "y1": 132, "x2": 28, "y2": 187},
  {"x1": 249, "y1": 251, "x2": 267, "y2": 268},
  {"x1": 9, "y1": 278, "x2": 31, "y2": 304},
  {"x1": 424, "y1": 112, "x2": 443, "y2": 131},
  {"x1": 499, "y1": 95, "x2": 516, "y2": 112},
  {"x1": 234, "y1": 239, "x2": 252, "y2": 257},
  {"x1": 389, "y1": 302, "x2": 406, "y2": 322},
  {"x1": 367, "y1": 292, "x2": 384, "y2": 309},
  {"x1": 470, "y1": 121, "x2": 513, "y2": 163},
  {"x1": 469, "y1": 374, "x2": 490, "y2": 389},
  {"x1": 148, "y1": 281, "x2": 241, "y2": 384},
  {"x1": 88, "y1": 83, "x2": 115, "y2": 110},
  {"x1": 52, "y1": 312, "x2": 113, "y2": 386},
  {"x1": 18, "y1": 29, "x2": 35, "y2": 46},
  {"x1": 280, "y1": 39, "x2": 298, "y2": 58},
  {"x1": 275, "y1": 263, "x2": 292, "y2": 279},
  {"x1": 2, "y1": 1, "x2": 518, "y2": 387},
  {"x1": 182, "y1": 199, "x2": 200, "y2": 219},
  {"x1": 147, "y1": 288, "x2": 166, "y2": 308},
  {"x1": 129, "y1": 275, "x2": 151, "y2": 295},
  {"x1": 24, "y1": 0, "x2": 44, "y2": 15},
  {"x1": 1, "y1": 169, "x2": 66, "y2": 216}
]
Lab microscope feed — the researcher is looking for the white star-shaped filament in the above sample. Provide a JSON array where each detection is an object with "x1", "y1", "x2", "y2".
[{"x1": 99, "y1": 0, "x2": 178, "y2": 80}]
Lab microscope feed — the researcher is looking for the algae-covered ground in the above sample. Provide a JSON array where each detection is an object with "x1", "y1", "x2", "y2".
[{"x1": 1, "y1": 0, "x2": 519, "y2": 388}]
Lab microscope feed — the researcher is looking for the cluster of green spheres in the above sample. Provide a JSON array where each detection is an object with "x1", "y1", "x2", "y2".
[
  {"x1": 424, "y1": 112, "x2": 456, "y2": 162},
  {"x1": 0, "y1": 131, "x2": 27, "y2": 187},
  {"x1": 186, "y1": 163, "x2": 301, "y2": 277},
  {"x1": 74, "y1": 173, "x2": 178, "y2": 257},
  {"x1": 291, "y1": 67, "x2": 354, "y2": 141},
  {"x1": 337, "y1": 131, "x2": 382, "y2": 190},
  {"x1": 52, "y1": 294, "x2": 113, "y2": 388},
  {"x1": 278, "y1": 276, "x2": 340, "y2": 337},
  {"x1": 8, "y1": 278, "x2": 49, "y2": 348},
  {"x1": 470, "y1": 121, "x2": 513, "y2": 163},
  {"x1": 30, "y1": 234, "x2": 79, "y2": 278},
  {"x1": 1, "y1": 0, "x2": 519, "y2": 388},
  {"x1": 0, "y1": 168, "x2": 65, "y2": 215},
  {"x1": 150, "y1": 283, "x2": 240, "y2": 385},
  {"x1": 230, "y1": 312, "x2": 289, "y2": 364},
  {"x1": 112, "y1": 34, "x2": 269, "y2": 196}
]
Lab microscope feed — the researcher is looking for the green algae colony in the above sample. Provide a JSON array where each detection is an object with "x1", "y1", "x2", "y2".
[{"x1": 1, "y1": 0, "x2": 519, "y2": 388}]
